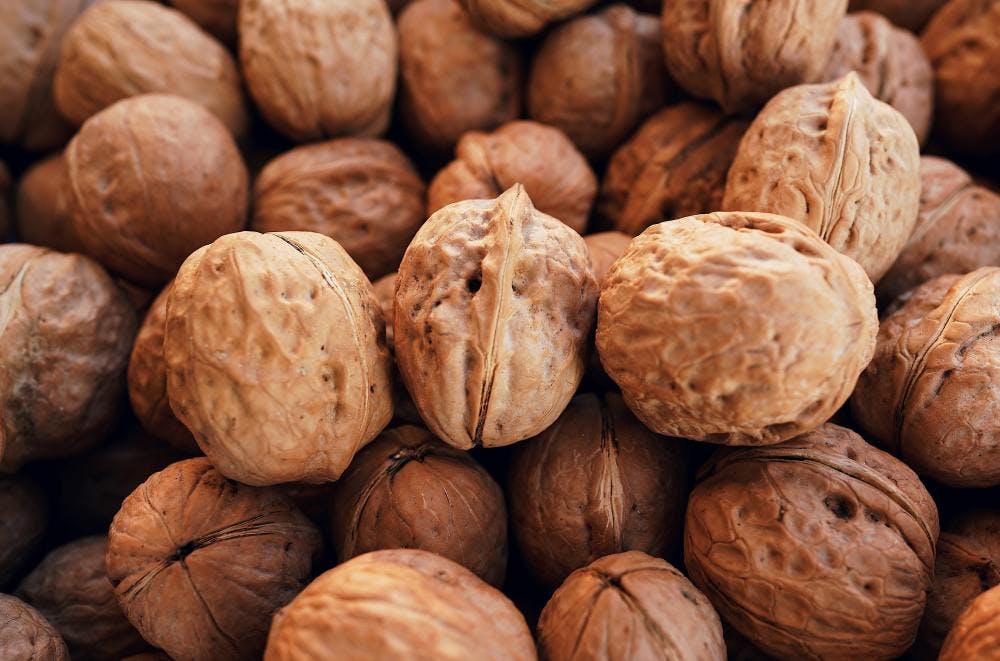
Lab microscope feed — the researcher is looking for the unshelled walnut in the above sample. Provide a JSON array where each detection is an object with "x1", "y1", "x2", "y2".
[
  {"x1": 428, "y1": 121, "x2": 596, "y2": 234},
  {"x1": 15, "y1": 153, "x2": 83, "y2": 254},
  {"x1": 395, "y1": 185, "x2": 597, "y2": 450},
  {"x1": 538, "y1": 552, "x2": 725, "y2": 661},
  {"x1": 265, "y1": 549, "x2": 536, "y2": 660},
  {"x1": 0, "y1": 594, "x2": 69, "y2": 660},
  {"x1": 330, "y1": 425, "x2": 507, "y2": 585},
  {"x1": 240, "y1": 0, "x2": 397, "y2": 142},
  {"x1": 723, "y1": 73, "x2": 921, "y2": 282},
  {"x1": 528, "y1": 5, "x2": 667, "y2": 157},
  {"x1": 584, "y1": 232, "x2": 632, "y2": 287},
  {"x1": 251, "y1": 138, "x2": 426, "y2": 281},
  {"x1": 399, "y1": 0, "x2": 521, "y2": 153},
  {"x1": 849, "y1": 0, "x2": 947, "y2": 31},
  {"x1": 458, "y1": 0, "x2": 598, "y2": 37},
  {"x1": 662, "y1": 0, "x2": 847, "y2": 114},
  {"x1": 107, "y1": 458, "x2": 321, "y2": 661},
  {"x1": 939, "y1": 583, "x2": 1000, "y2": 661},
  {"x1": 685, "y1": 423, "x2": 939, "y2": 659},
  {"x1": 169, "y1": 0, "x2": 237, "y2": 45},
  {"x1": 0, "y1": 476, "x2": 46, "y2": 589},
  {"x1": 597, "y1": 212, "x2": 877, "y2": 445},
  {"x1": 165, "y1": 231, "x2": 394, "y2": 486}
]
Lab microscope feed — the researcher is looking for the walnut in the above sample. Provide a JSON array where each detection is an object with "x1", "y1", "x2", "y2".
[
  {"x1": 372, "y1": 272, "x2": 397, "y2": 351},
  {"x1": 0, "y1": 476, "x2": 47, "y2": 589},
  {"x1": 597, "y1": 212, "x2": 877, "y2": 445},
  {"x1": 15, "y1": 153, "x2": 84, "y2": 254},
  {"x1": 169, "y1": 0, "x2": 237, "y2": 45},
  {"x1": 939, "y1": 584, "x2": 1000, "y2": 660},
  {"x1": 240, "y1": 0, "x2": 397, "y2": 142},
  {"x1": 107, "y1": 457, "x2": 321, "y2": 661},
  {"x1": 528, "y1": 4, "x2": 667, "y2": 157},
  {"x1": 458, "y1": 0, "x2": 599, "y2": 37},
  {"x1": 428, "y1": 121, "x2": 596, "y2": 234},
  {"x1": 537, "y1": 552, "x2": 726, "y2": 661},
  {"x1": 584, "y1": 232, "x2": 632, "y2": 287},
  {"x1": 395, "y1": 185, "x2": 597, "y2": 450},
  {"x1": 685, "y1": 423, "x2": 939, "y2": 659},
  {"x1": 849, "y1": 0, "x2": 948, "y2": 32},
  {"x1": 251, "y1": 138, "x2": 426, "y2": 281},
  {"x1": 0, "y1": 594, "x2": 69, "y2": 660},
  {"x1": 265, "y1": 549, "x2": 536, "y2": 660},
  {"x1": 164, "y1": 231, "x2": 394, "y2": 486},
  {"x1": 723, "y1": 73, "x2": 921, "y2": 283}
]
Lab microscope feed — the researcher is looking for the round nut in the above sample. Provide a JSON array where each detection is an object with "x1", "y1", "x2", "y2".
[
  {"x1": 584, "y1": 231, "x2": 632, "y2": 287},
  {"x1": 15, "y1": 153, "x2": 84, "y2": 254},
  {"x1": 169, "y1": 0, "x2": 237, "y2": 45},
  {"x1": 0, "y1": 594, "x2": 69, "y2": 660},
  {"x1": 458, "y1": 0, "x2": 599, "y2": 37},
  {"x1": 939, "y1": 583, "x2": 1000, "y2": 660},
  {"x1": 848, "y1": 0, "x2": 947, "y2": 32},
  {"x1": 0, "y1": 476, "x2": 47, "y2": 588}
]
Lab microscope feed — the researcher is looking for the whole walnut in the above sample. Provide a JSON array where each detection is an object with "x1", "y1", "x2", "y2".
[
  {"x1": 852, "y1": 268, "x2": 1000, "y2": 487},
  {"x1": 849, "y1": 0, "x2": 948, "y2": 31},
  {"x1": 0, "y1": 245, "x2": 135, "y2": 471},
  {"x1": 537, "y1": 552, "x2": 726, "y2": 661},
  {"x1": 723, "y1": 73, "x2": 921, "y2": 283},
  {"x1": 240, "y1": 0, "x2": 397, "y2": 142},
  {"x1": 528, "y1": 5, "x2": 667, "y2": 157},
  {"x1": 15, "y1": 153, "x2": 83, "y2": 254},
  {"x1": 0, "y1": 476, "x2": 47, "y2": 589},
  {"x1": 597, "y1": 212, "x2": 877, "y2": 446},
  {"x1": 0, "y1": 594, "x2": 69, "y2": 660},
  {"x1": 330, "y1": 425, "x2": 508, "y2": 585},
  {"x1": 265, "y1": 549, "x2": 536, "y2": 660},
  {"x1": 66, "y1": 94, "x2": 248, "y2": 287},
  {"x1": 428, "y1": 121, "x2": 596, "y2": 234},
  {"x1": 458, "y1": 0, "x2": 599, "y2": 37},
  {"x1": 878, "y1": 156, "x2": 1000, "y2": 304},
  {"x1": 107, "y1": 458, "x2": 322, "y2": 661},
  {"x1": 169, "y1": 0, "x2": 238, "y2": 45},
  {"x1": 394, "y1": 185, "x2": 598, "y2": 450},
  {"x1": 584, "y1": 232, "x2": 632, "y2": 287},
  {"x1": 939, "y1": 583, "x2": 1000, "y2": 660},
  {"x1": 165, "y1": 231, "x2": 394, "y2": 486},
  {"x1": 251, "y1": 138, "x2": 426, "y2": 281},
  {"x1": 399, "y1": 0, "x2": 521, "y2": 153},
  {"x1": 685, "y1": 423, "x2": 939, "y2": 659},
  {"x1": 54, "y1": 0, "x2": 247, "y2": 136},
  {"x1": 662, "y1": 0, "x2": 848, "y2": 114},
  {"x1": 600, "y1": 103, "x2": 748, "y2": 236}
]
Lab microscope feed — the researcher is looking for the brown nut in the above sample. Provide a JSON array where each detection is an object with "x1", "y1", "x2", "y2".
[
  {"x1": 428, "y1": 121, "x2": 596, "y2": 234},
  {"x1": 107, "y1": 457, "x2": 321, "y2": 661},
  {"x1": 165, "y1": 231, "x2": 394, "y2": 486},
  {"x1": 330, "y1": 425, "x2": 508, "y2": 586},
  {"x1": 685, "y1": 423, "x2": 939, "y2": 659},
  {"x1": 240, "y1": 0, "x2": 397, "y2": 142},
  {"x1": 528, "y1": 5, "x2": 667, "y2": 157},
  {"x1": 723, "y1": 73, "x2": 921, "y2": 283},
  {"x1": 537, "y1": 552, "x2": 726, "y2": 661},
  {"x1": 848, "y1": 0, "x2": 948, "y2": 32},
  {"x1": 15, "y1": 153, "x2": 83, "y2": 254},
  {"x1": 251, "y1": 138, "x2": 426, "y2": 281},
  {"x1": 264, "y1": 549, "x2": 536, "y2": 661},
  {"x1": 0, "y1": 476, "x2": 47, "y2": 588},
  {"x1": 169, "y1": 0, "x2": 238, "y2": 45},
  {"x1": 395, "y1": 185, "x2": 598, "y2": 450},
  {"x1": 939, "y1": 583, "x2": 1000, "y2": 660},
  {"x1": 399, "y1": 0, "x2": 521, "y2": 153},
  {"x1": 597, "y1": 212, "x2": 877, "y2": 446},
  {"x1": 372, "y1": 272, "x2": 397, "y2": 351},
  {"x1": 0, "y1": 594, "x2": 69, "y2": 660},
  {"x1": 584, "y1": 231, "x2": 632, "y2": 287},
  {"x1": 458, "y1": 0, "x2": 599, "y2": 37}
]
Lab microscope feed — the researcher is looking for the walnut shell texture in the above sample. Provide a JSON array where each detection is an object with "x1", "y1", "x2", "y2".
[
  {"x1": 584, "y1": 231, "x2": 632, "y2": 287},
  {"x1": 0, "y1": 476, "x2": 47, "y2": 589},
  {"x1": 458, "y1": 0, "x2": 599, "y2": 37},
  {"x1": 848, "y1": 0, "x2": 947, "y2": 32},
  {"x1": 939, "y1": 583, "x2": 1000, "y2": 661},
  {"x1": 15, "y1": 153, "x2": 83, "y2": 254},
  {"x1": 0, "y1": 594, "x2": 69, "y2": 661},
  {"x1": 169, "y1": 0, "x2": 238, "y2": 45}
]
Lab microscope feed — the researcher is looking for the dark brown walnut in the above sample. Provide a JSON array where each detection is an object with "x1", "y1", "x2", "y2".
[
  {"x1": 849, "y1": 0, "x2": 948, "y2": 31},
  {"x1": 107, "y1": 458, "x2": 321, "y2": 661},
  {"x1": 662, "y1": 0, "x2": 848, "y2": 114},
  {"x1": 685, "y1": 423, "x2": 939, "y2": 659},
  {"x1": 584, "y1": 232, "x2": 632, "y2": 287},
  {"x1": 600, "y1": 103, "x2": 748, "y2": 236},
  {"x1": 0, "y1": 594, "x2": 69, "y2": 660},
  {"x1": 428, "y1": 121, "x2": 596, "y2": 234},
  {"x1": 15, "y1": 153, "x2": 83, "y2": 254},
  {"x1": 0, "y1": 160, "x2": 10, "y2": 237},
  {"x1": 939, "y1": 583, "x2": 1000, "y2": 660},
  {"x1": 537, "y1": 552, "x2": 726, "y2": 661},
  {"x1": 458, "y1": 0, "x2": 599, "y2": 37},
  {"x1": 265, "y1": 549, "x2": 536, "y2": 660},
  {"x1": 0, "y1": 476, "x2": 46, "y2": 589},
  {"x1": 240, "y1": 0, "x2": 397, "y2": 142},
  {"x1": 330, "y1": 425, "x2": 508, "y2": 585},
  {"x1": 597, "y1": 212, "x2": 877, "y2": 445},
  {"x1": 395, "y1": 185, "x2": 598, "y2": 450},
  {"x1": 251, "y1": 138, "x2": 426, "y2": 281},
  {"x1": 723, "y1": 73, "x2": 921, "y2": 282},
  {"x1": 169, "y1": 0, "x2": 238, "y2": 45},
  {"x1": 399, "y1": 0, "x2": 521, "y2": 153}
]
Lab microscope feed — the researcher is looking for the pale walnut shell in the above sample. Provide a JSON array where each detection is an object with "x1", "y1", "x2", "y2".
[
  {"x1": 662, "y1": 0, "x2": 848, "y2": 114},
  {"x1": 0, "y1": 594, "x2": 69, "y2": 661},
  {"x1": 849, "y1": 0, "x2": 948, "y2": 31},
  {"x1": 458, "y1": 0, "x2": 599, "y2": 37},
  {"x1": 428, "y1": 121, "x2": 596, "y2": 234},
  {"x1": 939, "y1": 583, "x2": 1000, "y2": 660},
  {"x1": 330, "y1": 425, "x2": 508, "y2": 586},
  {"x1": 169, "y1": 0, "x2": 238, "y2": 45},
  {"x1": 251, "y1": 138, "x2": 426, "y2": 281},
  {"x1": 685, "y1": 423, "x2": 939, "y2": 660},
  {"x1": 239, "y1": 0, "x2": 397, "y2": 142},
  {"x1": 264, "y1": 549, "x2": 536, "y2": 661},
  {"x1": 597, "y1": 212, "x2": 877, "y2": 446},
  {"x1": 0, "y1": 476, "x2": 47, "y2": 588},
  {"x1": 394, "y1": 185, "x2": 598, "y2": 450},
  {"x1": 537, "y1": 552, "x2": 726, "y2": 661},
  {"x1": 164, "y1": 231, "x2": 394, "y2": 486},
  {"x1": 53, "y1": 0, "x2": 247, "y2": 136},
  {"x1": 723, "y1": 73, "x2": 921, "y2": 283},
  {"x1": 15, "y1": 153, "x2": 84, "y2": 254},
  {"x1": 584, "y1": 231, "x2": 632, "y2": 287}
]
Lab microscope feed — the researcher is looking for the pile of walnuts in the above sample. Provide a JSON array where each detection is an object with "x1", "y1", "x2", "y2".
[{"x1": 1, "y1": 0, "x2": 998, "y2": 659}]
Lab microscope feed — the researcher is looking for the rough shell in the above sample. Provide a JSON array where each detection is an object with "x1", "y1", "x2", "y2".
[
  {"x1": 848, "y1": 0, "x2": 947, "y2": 32},
  {"x1": 458, "y1": 0, "x2": 598, "y2": 37},
  {"x1": 0, "y1": 594, "x2": 69, "y2": 660},
  {"x1": 15, "y1": 153, "x2": 83, "y2": 254},
  {"x1": 584, "y1": 232, "x2": 632, "y2": 287},
  {"x1": 939, "y1": 583, "x2": 1000, "y2": 660},
  {"x1": 169, "y1": 0, "x2": 238, "y2": 45},
  {"x1": 0, "y1": 476, "x2": 47, "y2": 588}
]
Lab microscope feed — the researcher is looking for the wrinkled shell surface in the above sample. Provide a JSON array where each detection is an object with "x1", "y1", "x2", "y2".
[
  {"x1": 458, "y1": 0, "x2": 598, "y2": 37},
  {"x1": 0, "y1": 476, "x2": 47, "y2": 588},
  {"x1": 0, "y1": 594, "x2": 69, "y2": 660},
  {"x1": 939, "y1": 583, "x2": 1000, "y2": 661},
  {"x1": 170, "y1": 0, "x2": 238, "y2": 44},
  {"x1": 15, "y1": 153, "x2": 83, "y2": 254},
  {"x1": 584, "y1": 232, "x2": 632, "y2": 287},
  {"x1": 848, "y1": 0, "x2": 947, "y2": 31}
]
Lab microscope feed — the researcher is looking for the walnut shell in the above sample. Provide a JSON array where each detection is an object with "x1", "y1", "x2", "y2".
[
  {"x1": 164, "y1": 231, "x2": 394, "y2": 486},
  {"x1": 597, "y1": 212, "x2": 877, "y2": 446},
  {"x1": 584, "y1": 231, "x2": 632, "y2": 287},
  {"x1": 0, "y1": 594, "x2": 69, "y2": 660},
  {"x1": 537, "y1": 552, "x2": 726, "y2": 661},
  {"x1": 458, "y1": 0, "x2": 599, "y2": 37},
  {"x1": 0, "y1": 476, "x2": 47, "y2": 589},
  {"x1": 428, "y1": 121, "x2": 596, "y2": 234},
  {"x1": 373, "y1": 272, "x2": 397, "y2": 351},
  {"x1": 169, "y1": 0, "x2": 237, "y2": 45},
  {"x1": 939, "y1": 583, "x2": 1000, "y2": 660},
  {"x1": 264, "y1": 549, "x2": 536, "y2": 661},
  {"x1": 723, "y1": 73, "x2": 921, "y2": 283},
  {"x1": 394, "y1": 185, "x2": 598, "y2": 450},
  {"x1": 848, "y1": 0, "x2": 948, "y2": 32},
  {"x1": 685, "y1": 423, "x2": 939, "y2": 659},
  {"x1": 107, "y1": 457, "x2": 321, "y2": 661},
  {"x1": 14, "y1": 153, "x2": 83, "y2": 254},
  {"x1": 251, "y1": 138, "x2": 426, "y2": 281}
]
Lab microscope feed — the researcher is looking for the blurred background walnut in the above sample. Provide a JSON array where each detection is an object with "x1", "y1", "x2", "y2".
[
  {"x1": 458, "y1": 0, "x2": 598, "y2": 37},
  {"x1": 15, "y1": 153, "x2": 84, "y2": 254},
  {"x1": 584, "y1": 232, "x2": 632, "y2": 287},
  {"x1": 848, "y1": 0, "x2": 947, "y2": 32},
  {"x1": 169, "y1": 0, "x2": 238, "y2": 46},
  {"x1": 0, "y1": 594, "x2": 69, "y2": 660},
  {"x1": 0, "y1": 476, "x2": 47, "y2": 589},
  {"x1": 939, "y1": 583, "x2": 1000, "y2": 660}
]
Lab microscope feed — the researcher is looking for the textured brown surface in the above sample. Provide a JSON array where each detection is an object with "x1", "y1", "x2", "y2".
[
  {"x1": 849, "y1": 0, "x2": 947, "y2": 31},
  {"x1": 584, "y1": 232, "x2": 632, "y2": 287},
  {"x1": 0, "y1": 476, "x2": 46, "y2": 588},
  {"x1": 15, "y1": 153, "x2": 83, "y2": 254},
  {"x1": 170, "y1": 0, "x2": 238, "y2": 45},
  {"x1": 372, "y1": 272, "x2": 397, "y2": 351},
  {"x1": 939, "y1": 583, "x2": 1000, "y2": 660},
  {"x1": 0, "y1": 594, "x2": 69, "y2": 660},
  {"x1": 458, "y1": 0, "x2": 598, "y2": 37}
]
